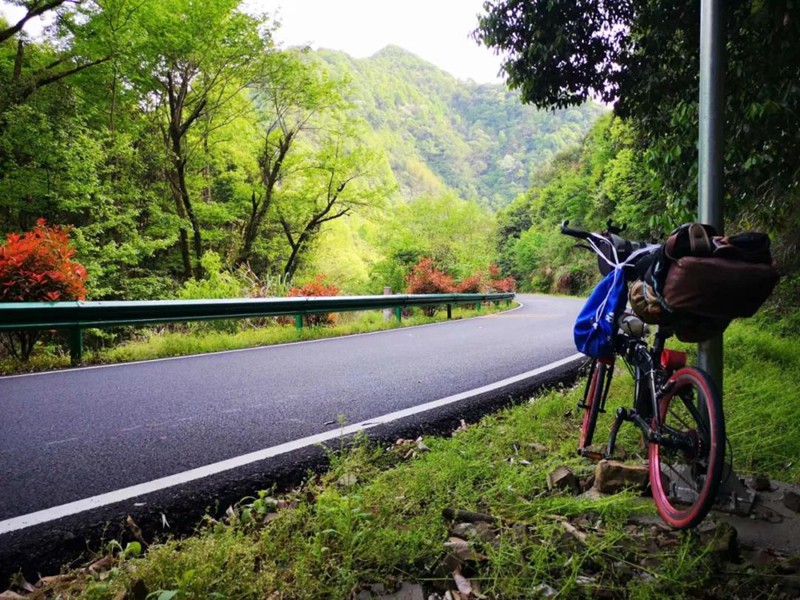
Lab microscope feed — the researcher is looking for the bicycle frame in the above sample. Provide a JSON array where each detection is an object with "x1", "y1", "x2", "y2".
[{"x1": 602, "y1": 329, "x2": 698, "y2": 459}]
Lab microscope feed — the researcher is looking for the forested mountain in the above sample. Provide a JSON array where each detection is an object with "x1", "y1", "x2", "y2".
[{"x1": 313, "y1": 46, "x2": 606, "y2": 208}]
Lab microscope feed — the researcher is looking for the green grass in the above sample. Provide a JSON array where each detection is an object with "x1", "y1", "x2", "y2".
[{"x1": 0, "y1": 303, "x2": 515, "y2": 375}]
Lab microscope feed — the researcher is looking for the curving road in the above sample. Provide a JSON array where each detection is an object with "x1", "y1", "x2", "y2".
[{"x1": 0, "y1": 294, "x2": 583, "y2": 529}]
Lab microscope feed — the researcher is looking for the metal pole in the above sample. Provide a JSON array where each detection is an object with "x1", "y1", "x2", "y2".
[
  {"x1": 69, "y1": 327, "x2": 83, "y2": 366},
  {"x1": 697, "y1": 0, "x2": 725, "y2": 391}
]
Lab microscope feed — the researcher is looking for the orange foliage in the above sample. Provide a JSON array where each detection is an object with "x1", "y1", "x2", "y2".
[
  {"x1": 404, "y1": 258, "x2": 455, "y2": 295},
  {"x1": 288, "y1": 274, "x2": 339, "y2": 326},
  {"x1": 0, "y1": 219, "x2": 87, "y2": 303},
  {"x1": 487, "y1": 264, "x2": 517, "y2": 293}
]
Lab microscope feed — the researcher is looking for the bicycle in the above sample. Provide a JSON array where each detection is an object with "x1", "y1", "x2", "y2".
[{"x1": 561, "y1": 220, "x2": 726, "y2": 529}]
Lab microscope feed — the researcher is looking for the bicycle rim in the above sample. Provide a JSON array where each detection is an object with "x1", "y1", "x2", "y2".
[
  {"x1": 580, "y1": 361, "x2": 606, "y2": 449},
  {"x1": 648, "y1": 367, "x2": 725, "y2": 529}
]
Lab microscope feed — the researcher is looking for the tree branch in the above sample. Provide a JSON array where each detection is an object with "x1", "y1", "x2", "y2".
[{"x1": 0, "y1": 0, "x2": 72, "y2": 45}]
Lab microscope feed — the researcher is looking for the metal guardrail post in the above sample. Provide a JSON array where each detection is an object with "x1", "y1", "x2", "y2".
[
  {"x1": 295, "y1": 314, "x2": 303, "y2": 330},
  {"x1": 394, "y1": 306, "x2": 402, "y2": 322},
  {"x1": 69, "y1": 327, "x2": 83, "y2": 366},
  {"x1": 475, "y1": 302, "x2": 481, "y2": 312},
  {"x1": 446, "y1": 304, "x2": 452, "y2": 320}
]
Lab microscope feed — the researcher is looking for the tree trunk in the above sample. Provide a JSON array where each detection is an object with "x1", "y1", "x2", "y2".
[
  {"x1": 169, "y1": 126, "x2": 203, "y2": 278},
  {"x1": 168, "y1": 168, "x2": 193, "y2": 279},
  {"x1": 283, "y1": 239, "x2": 303, "y2": 280}
]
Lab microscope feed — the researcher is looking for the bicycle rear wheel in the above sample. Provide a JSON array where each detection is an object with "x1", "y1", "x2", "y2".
[
  {"x1": 648, "y1": 367, "x2": 725, "y2": 529},
  {"x1": 579, "y1": 359, "x2": 610, "y2": 450}
]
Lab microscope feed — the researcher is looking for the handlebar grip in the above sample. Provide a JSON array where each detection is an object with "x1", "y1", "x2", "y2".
[{"x1": 560, "y1": 220, "x2": 590, "y2": 240}]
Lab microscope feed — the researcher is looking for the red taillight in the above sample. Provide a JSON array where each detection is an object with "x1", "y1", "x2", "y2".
[{"x1": 661, "y1": 349, "x2": 687, "y2": 370}]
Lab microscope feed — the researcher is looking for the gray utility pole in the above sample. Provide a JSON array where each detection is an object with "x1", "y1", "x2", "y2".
[
  {"x1": 697, "y1": 0, "x2": 755, "y2": 515},
  {"x1": 698, "y1": 0, "x2": 725, "y2": 391}
]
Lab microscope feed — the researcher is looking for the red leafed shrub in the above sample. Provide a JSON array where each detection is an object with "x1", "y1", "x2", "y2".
[
  {"x1": 405, "y1": 258, "x2": 455, "y2": 316},
  {"x1": 405, "y1": 258, "x2": 455, "y2": 295},
  {"x1": 456, "y1": 271, "x2": 487, "y2": 294},
  {"x1": 487, "y1": 264, "x2": 517, "y2": 293},
  {"x1": 288, "y1": 274, "x2": 339, "y2": 326},
  {"x1": 0, "y1": 219, "x2": 88, "y2": 360}
]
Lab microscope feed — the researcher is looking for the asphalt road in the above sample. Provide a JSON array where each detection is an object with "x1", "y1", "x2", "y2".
[{"x1": 0, "y1": 294, "x2": 582, "y2": 524}]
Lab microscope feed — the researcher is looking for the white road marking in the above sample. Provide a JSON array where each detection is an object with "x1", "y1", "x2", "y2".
[
  {"x1": 45, "y1": 437, "x2": 79, "y2": 447},
  {"x1": 0, "y1": 352, "x2": 583, "y2": 535}
]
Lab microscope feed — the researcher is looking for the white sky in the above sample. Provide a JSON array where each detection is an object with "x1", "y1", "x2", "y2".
[
  {"x1": 246, "y1": 0, "x2": 504, "y2": 83},
  {"x1": 1, "y1": 0, "x2": 505, "y2": 84}
]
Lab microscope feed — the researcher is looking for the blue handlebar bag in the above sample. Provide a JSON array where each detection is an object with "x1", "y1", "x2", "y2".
[{"x1": 574, "y1": 267, "x2": 627, "y2": 359}]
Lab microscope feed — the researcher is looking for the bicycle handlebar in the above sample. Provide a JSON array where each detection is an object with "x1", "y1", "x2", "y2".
[{"x1": 561, "y1": 220, "x2": 593, "y2": 240}]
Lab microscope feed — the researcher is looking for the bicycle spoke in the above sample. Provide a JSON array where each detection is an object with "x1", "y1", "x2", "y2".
[
  {"x1": 662, "y1": 458, "x2": 698, "y2": 492},
  {"x1": 667, "y1": 407, "x2": 693, "y2": 432},
  {"x1": 679, "y1": 395, "x2": 710, "y2": 440}
]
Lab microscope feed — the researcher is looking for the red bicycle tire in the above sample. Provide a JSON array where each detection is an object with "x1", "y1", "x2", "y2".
[{"x1": 648, "y1": 367, "x2": 725, "y2": 529}]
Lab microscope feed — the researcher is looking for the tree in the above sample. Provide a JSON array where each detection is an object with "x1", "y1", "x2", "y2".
[
  {"x1": 238, "y1": 51, "x2": 342, "y2": 266},
  {"x1": 475, "y1": 0, "x2": 800, "y2": 231},
  {"x1": 131, "y1": 0, "x2": 269, "y2": 278},
  {"x1": 276, "y1": 130, "x2": 389, "y2": 279},
  {"x1": 0, "y1": 1, "x2": 111, "y2": 117}
]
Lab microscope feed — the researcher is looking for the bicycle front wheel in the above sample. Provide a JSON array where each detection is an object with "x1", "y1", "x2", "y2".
[
  {"x1": 579, "y1": 360, "x2": 610, "y2": 450},
  {"x1": 648, "y1": 367, "x2": 725, "y2": 529}
]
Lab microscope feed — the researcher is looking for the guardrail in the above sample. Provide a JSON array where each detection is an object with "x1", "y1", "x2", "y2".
[{"x1": 0, "y1": 293, "x2": 515, "y2": 366}]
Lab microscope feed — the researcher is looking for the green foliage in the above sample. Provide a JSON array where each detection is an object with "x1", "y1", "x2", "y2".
[
  {"x1": 178, "y1": 252, "x2": 243, "y2": 301},
  {"x1": 475, "y1": 0, "x2": 800, "y2": 235},
  {"x1": 2, "y1": 0, "x2": 594, "y2": 308},
  {"x1": 497, "y1": 115, "x2": 658, "y2": 292},
  {"x1": 371, "y1": 193, "x2": 496, "y2": 292},
  {"x1": 315, "y1": 46, "x2": 606, "y2": 209}
]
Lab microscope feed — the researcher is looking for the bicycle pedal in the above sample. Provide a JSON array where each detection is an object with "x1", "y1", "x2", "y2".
[{"x1": 578, "y1": 448, "x2": 604, "y2": 461}]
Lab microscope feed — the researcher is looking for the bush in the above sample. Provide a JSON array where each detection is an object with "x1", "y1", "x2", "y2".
[
  {"x1": 405, "y1": 258, "x2": 455, "y2": 295},
  {"x1": 487, "y1": 264, "x2": 517, "y2": 293},
  {"x1": 0, "y1": 219, "x2": 88, "y2": 360},
  {"x1": 289, "y1": 275, "x2": 340, "y2": 327},
  {"x1": 456, "y1": 272, "x2": 486, "y2": 293},
  {"x1": 405, "y1": 258, "x2": 455, "y2": 316},
  {"x1": 179, "y1": 251, "x2": 244, "y2": 333}
]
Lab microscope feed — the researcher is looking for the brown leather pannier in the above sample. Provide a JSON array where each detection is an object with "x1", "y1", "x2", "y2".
[
  {"x1": 628, "y1": 222, "x2": 780, "y2": 341},
  {"x1": 661, "y1": 256, "x2": 779, "y2": 319}
]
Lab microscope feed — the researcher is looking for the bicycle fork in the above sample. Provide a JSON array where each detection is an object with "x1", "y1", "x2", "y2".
[{"x1": 606, "y1": 361, "x2": 661, "y2": 458}]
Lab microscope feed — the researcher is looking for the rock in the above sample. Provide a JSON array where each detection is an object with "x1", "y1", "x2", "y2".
[
  {"x1": 698, "y1": 521, "x2": 738, "y2": 561},
  {"x1": 531, "y1": 583, "x2": 558, "y2": 598},
  {"x1": 526, "y1": 442, "x2": 549, "y2": 454},
  {"x1": 593, "y1": 460, "x2": 649, "y2": 494},
  {"x1": 749, "y1": 474, "x2": 772, "y2": 491},
  {"x1": 337, "y1": 473, "x2": 358, "y2": 487},
  {"x1": 376, "y1": 582, "x2": 425, "y2": 600},
  {"x1": 442, "y1": 508, "x2": 496, "y2": 523},
  {"x1": 782, "y1": 490, "x2": 800, "y2": 513},
  {"x1": 548, "y1": 466, "x2": 579, "y2": 494}
]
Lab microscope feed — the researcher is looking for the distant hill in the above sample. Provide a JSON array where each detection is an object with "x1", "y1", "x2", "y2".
[{"x1": 313, "y1": 45, "x2": 607, "y2": 209}]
